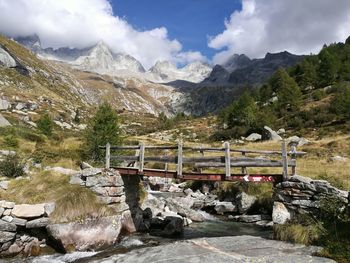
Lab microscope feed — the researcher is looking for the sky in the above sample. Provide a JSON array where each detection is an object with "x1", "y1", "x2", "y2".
[{"x1": 1, "y1": 0, "x2": 350, "y2": 68}]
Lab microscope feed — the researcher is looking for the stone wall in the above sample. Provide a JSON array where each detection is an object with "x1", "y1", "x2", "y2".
[
  {"x1": 69, "y1": 168, "x2": 134, "y2": 214},
  {"x1": 0, "y1": 201, "x2": 55, "y2": 256},
  {"x1": 272, "y1": 175, "x2": 349, "y2": 224}
]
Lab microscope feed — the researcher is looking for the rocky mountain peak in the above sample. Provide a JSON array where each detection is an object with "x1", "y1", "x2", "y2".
[{"x1": 222, "y1": 53, "x2": 251, "y2": 72}]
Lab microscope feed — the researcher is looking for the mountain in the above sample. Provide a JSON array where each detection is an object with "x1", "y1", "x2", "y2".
[
  {"x1": 72, "y1": 41, "x2": 145, "y2": 75},
  {"x1": 222, "y1": 54, "x2": 251, "y2": 72},
  {"x1": 203, "y1": 51, "x2": 304, "y2": 87},
  {"x1": 147, "y1": 60, "x2": 211, "y2": 83}
]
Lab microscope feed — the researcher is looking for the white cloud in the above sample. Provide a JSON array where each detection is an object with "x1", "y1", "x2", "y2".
[
  {"x1": 0, "y1": 0, "x2": 205, "y2": 68},
  {"x1": 209, "y1": 0, "x2": 350, "y2": 65}
]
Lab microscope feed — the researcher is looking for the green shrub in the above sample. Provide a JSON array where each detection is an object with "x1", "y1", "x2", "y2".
[
  {"x1": 273, "y1": 223, "x2": 324, "y2": 245},
  {"x1": 0, "y1": 154, "x2": 25, "y2": 178},
  {"x1": 4, "y1": 134, "x2": 19, "y2": 148},
  {"x1": 37, "y1": 113, "x2": 54, "y2": 136}
]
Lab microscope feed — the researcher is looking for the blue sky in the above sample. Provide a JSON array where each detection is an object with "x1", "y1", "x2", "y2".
[{"x1": 111, "y1": 0, "x2": 241, "y2": 59}]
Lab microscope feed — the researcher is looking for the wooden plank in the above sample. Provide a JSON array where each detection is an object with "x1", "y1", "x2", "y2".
[
  {"x1": 139, "y1": 142, "x2": 145, "y2": 173},
  {"x1": 290, "y1": 145, "x2": 297, "y2": 176},
  {"x1": 282, "y1": 140, "x2": 288, "y2": 180},
  {"x1": 224, "y1": 142, "x2": 231, "y2": 179},
  {"x1": 105, "y1": 143, "x2": 110, "y2": 169},
  {"x1": 195, "y1": 159, "x2": 296, "y2": 168},
  {"x1": 145, "y1": 146, "x2": 178, "y2": 150},
  {"x1": 177, "y1": 140, "x2": 183, "y2": 177}
]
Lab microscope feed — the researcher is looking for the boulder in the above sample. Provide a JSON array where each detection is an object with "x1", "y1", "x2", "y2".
[
  {"x1": 277, "y1": 128, "x2": 286, "y2": 135},
  {"x1": 286, "y1": 136, "x2": 310, "y2": 147},
  {"x1": 262, "y1": 126, "x2": 282, "y2": 141},
  {"x1": 11, "y1": 204, "x2": 45, "y2": 219},
  {"x1": 86, "y1": 174, "x2": 123, "y2": 187},
  {"x1": 245, "y1": 133, "x2": 262, "y2": 142},
  {"x1": 272, "y1": 202, "x2": 291, "y2": 224},
  {"x1": 44, "y1": 202, "x2": 56, "y2": 216},
  {"x1": 214, "y1": 202, "x2": 236, "y2": 214},
  {"x1": 0, "y1": 207, "x2": 4, "y2": 217},
  {"x1": 0, "y1": 114, "x2": 11, "y2": 127},
  {"x1": 0, "y1": 181, "x2": 9, "y2": 190},
  {"x1": 46, "y1": 215, "x2": 122, "y2": 252},
  {"x1": 236, "y1": 192, "x2": 257, "y2": 214},
  {"x1": 159, "y1": 216, "x2": 184, "y2": 237},
  {"x1": 165, "y1": 198, "x2": 205, "y2": 222},
  {"x1": 69, "y1": 174, "x2": 85, "y2": 186},
  {"x1": 0, "y1": 99, "x2": 10, "y2": 111},
  {"x1": 0, "y1": 46, "x2": 16, "y2": 67}
]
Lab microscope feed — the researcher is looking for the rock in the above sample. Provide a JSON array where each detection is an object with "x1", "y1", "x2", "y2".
[
  {"x1": 0, "y1": 219, "x2": 17, "y2": 232},
  {"x1": 97, "y1": 195, "x2": 126, "y2": 205},
  {"x1": 160, "y1": 216, "x2": 184, "y2": 237},
  {"x1": 236, "y1": 192, "x2": 257, "y2": 214},
  {"x1": 0, "y1": 181, "x2": 9, "y2": 190},
  {"x1": 287, "y1": 136, "x2": 310, "y2": 147},
  {"x1": 12, "y1": 217, "x2": 27, "y2": 226},
  {"x1": 255, "y1": 220, "x2": 273, "y2": 227},
  {"x1": 86, "y1": 174, "x2": 123, "y2": 187},
  {"x1": 1, "y1": 215, "x2": 13, "y2": 222},
  {"x1": 7, "y1": 243, "x2": 22, "y2": 255},
  {"x1": 277, "y1": 128, "x2": 286, "y2": 135},
  {"x1": 11, "y1": 204, "x2": 45, "y2": 218},
  {"x1": 0, "y1": 150, "x2": 16, "y2": 156},
  {"x1": 0, "y1": 113, "x2": 11, "y2": 127},
  {"x1": 0, "y1": 231, "x2": 16, "y2": 243},
  {"x1": 262, "y1": 126, "x2": 282, "y2": 141},
  {"x1": 0, "y1": 200, "x2": 15, "y2": 209},
  {"x1": 330, "y1": 155, "x2": 348, "y2": 162},
  {"x1": 69, "y1": 174, "x2": 85, "y2": 186},
  {"x1": 214, "y1": 202, "x2": 236, "y2": 214},
  {"x1": 3, "y1": 209, "x2": 11, "y2": 216},
  {"x1": 44, "y1": 202, "x2": 56, "y2": 216},
  {"x1": 0, "y1": 207, "x2": 4, "y2": 216},
  {"x1": 46, "y1": 215, "x2": 122, "y2": 252},
  {"x1": 165, "y1": 198, "x2": 205, "y2": 222},
  {"x1": 0, "y1": 46, "x2": 16, "y2": 67},
  {"x1": 245, "y1": 133, "x2": 262, "y2": 142},
  {"x1": 80, "y1": 161, "x2": 93, "y2": 169},
  {"x1": 81, "y1": 168, "x2": 103, "y2": 177},
  {"x1": 168, "y1": 184, "x2": 182, "y2": 193},
  {"x1": 0, "y1": 98, "x2": 10, "y2": 111},
  {"x1": 26, "y1": 217, "x2": 50, "y2": 228},
  {"x1": 184, "y1": 188, "x2": 193, "y2": 196},
  {"x1": 236, "y1": 215, "x2": 262, "y2": 223},
  {"x1": 98, "y1": 235, "x2": 335, "y2": 263},
  {"x1": 272, "y1": 202, "x2": 291, "y2": 224}
]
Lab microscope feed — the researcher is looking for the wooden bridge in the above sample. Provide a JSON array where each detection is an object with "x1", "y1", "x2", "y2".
[{"x1": 101, "y1": 141, "x2": 306, "y2": 183}]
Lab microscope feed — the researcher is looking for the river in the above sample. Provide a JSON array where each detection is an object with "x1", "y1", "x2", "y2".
[{"x1": 7, "y1": 217, "x2": 272, "y2": 263}]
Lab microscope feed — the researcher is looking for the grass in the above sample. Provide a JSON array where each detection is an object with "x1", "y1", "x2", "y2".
[
  {"x1": 0, "y1": 171, "x2": 112, "y2": 223},
  {"x1": 273, "y1": 223, "x2": 325, "y2": 245}
]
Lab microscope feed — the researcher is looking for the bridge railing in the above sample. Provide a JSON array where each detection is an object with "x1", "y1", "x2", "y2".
[{"x1": 100, "y1": 141, "x2": 306, "y2": 182}]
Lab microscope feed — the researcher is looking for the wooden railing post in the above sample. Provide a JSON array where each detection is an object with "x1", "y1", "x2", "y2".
[
  {"x1": 224, "y1": 142, "x2": 231, "y2": 179},
  {"x1": 105, "y1": 143, "x2": 110, "y2": 169},
  {"x1": 281, "y1": 140, "x2": 288, "y2": 180},
  {"x1": 291, "y1": 145, "x2": 297, "y2": 176},
  {"x1": 139, "y1": 142, "x2": 145, "y2": 173},
  {"x1": 241, "y1": 151, "x2": 247, "y2": 175},
  {"x1": 177, "y1": 140, "x2": 183, "y2": 178}
]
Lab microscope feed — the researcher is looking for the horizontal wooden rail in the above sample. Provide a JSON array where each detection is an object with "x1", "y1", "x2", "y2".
[{"x1": 101, "y1": 145, "x2": 306, "y2": 156}]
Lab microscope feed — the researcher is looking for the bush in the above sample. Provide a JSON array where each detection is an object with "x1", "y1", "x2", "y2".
[
  {"x1": 37, "y1": 113, "x2": 54, "y2": 136},
  {"x1": 4, "y1": 134, "x2": 19, "y2": 148},
  {"x1": 0, "y1": 154, "x2": 25, "y2": 178},
  {"x1": 273, "y1": 223, "x2": 324, "y2": 245}
]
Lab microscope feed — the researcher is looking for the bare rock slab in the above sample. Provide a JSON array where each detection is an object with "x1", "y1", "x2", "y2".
[
  {"x1": 11, "y1": 204, "x2": 45, "y2": 219},
  {"x1": 46, "y1": 215, "x2": 122, "y2": 252}
]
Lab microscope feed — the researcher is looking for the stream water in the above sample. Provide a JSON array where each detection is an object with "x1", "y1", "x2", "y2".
[{"x1": 9, "y1": 217, "x2": 272, "y2": 263}]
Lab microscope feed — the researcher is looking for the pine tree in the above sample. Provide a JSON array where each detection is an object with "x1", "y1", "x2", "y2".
[
  {"x1": 227, "y1": 92, "x2": 258, "y2": 128},
  {"x1": 37, "y1": 113, "x2": 54, "y2": 136},
  {"x1": 317, "y1": 49, "x2": 339, "y2": 87},
  {"x1": 270, "y1": 68, "x2": 302, "y2": 114},
  {"x1": 294, "y1": 59, "x2": 317, "y2": 90},
  {"x1": 83, "y1": 102, "x2": 122, "y2": 161}
]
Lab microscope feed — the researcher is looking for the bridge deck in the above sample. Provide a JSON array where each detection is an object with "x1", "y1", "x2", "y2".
[{"x1": 113, "y1": 167, "x2": 283, "y2": 183}]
